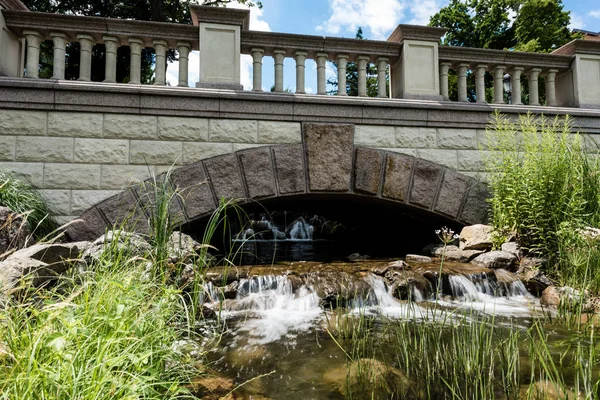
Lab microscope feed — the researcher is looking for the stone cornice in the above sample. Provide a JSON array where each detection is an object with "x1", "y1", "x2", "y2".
[
  {"x1": 1, "y1": 10, "x2": 198, "y2": 48},
  {"x1": 552, "y1": 39, "x2": 600, "y2": 56},
  {"x1": 387, "y1": 25, "x2": 447, "y2": 43},
  {"x1": 439, "y1": 46, "x2": 573, "y2": 71},
  {"x1": 0, "y1": 0, "x2": 27, "y2": 11},
  {"x1": 189, "y1": 5, "x2": 249, "y2": 29}
]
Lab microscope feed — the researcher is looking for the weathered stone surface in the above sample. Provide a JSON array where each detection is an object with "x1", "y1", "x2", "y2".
[
  {"x1": 13, "y1": 241, "x2": 92, "y2": 265},
  {"x1": 471, "y1": 251, "x2": 517, "y2": 270},
  {"x1": 74, "y1": 138, "x2": 129, "y2": 164},
  {"x1": 457, "y1": 150, "x2": 491, "y2": 171},
  {"x1": 522, "y1": 269, "x2": 553, "y2": 296},
  {"x1": 40, "y1": 190, "x2": 71, "y2": 215},
  {"x1": 437, "y1": 128, "x2": 478, "y2": 149},
  {"x1": 129, "y1": 140, "x2": 182, "y2": 165},
  {"x1": 96, "y1": 189, "x2": 148, "y2": 233},
  {"x1": 273, "y1": 145, "x2": 306, "y2": 195},
  {"x1": 541, "y1": 286, "x2": 585, "y2": 308},
  {"x1": 16, "y1": 136, "x2": 73, "y2": 163},
  {"x1": 501, "y1": 241, "x2": 521, "y2": 257},
  {"x1": 134, "y1": 176, "x2": 186, "y2": 225},
  {"x1": 167, "y1": 231, "x2": 202, "y2": 263},
  {"x1": 70, "y1": 190, "x2": 120, "y2": 215},
  {"x1": 0, "y1": 257, "x2": 48, "y2": 292},
  {"x1": 382, "y1": 152, "x2": 413, "y2": 201},
  {"x1": 0, "y1": 162, "x2": 43, "y2": 187},
  {"x1": 103, "y1": 114, "x2": 157, "y2": 139},
  {"x1": 409, "y1": 159, "x2": 443, "y2": 209},
  {"x1": 65, "y1": 207, "x2": 107, "y2": 242},
  {"x1": 0, "y1": 136, "x2": 15, "y2": 161},
  {"x1": 406, "y1": 254, "x2": 433, "y2": 263},
  {"x1": 395, "y1": 127, "x2": 436, "y2": 148},
  {"x1": 100, "y1": 165, "x2": 152, "y2": 189},
  {"x1": 540, "y1": 286, "x2": 560, "y2": 307},
  {"x1": 84, "y1": 230, "x2": 152, "y2": 260},
  {"x1": 158, "y1": 116, "x2": 208, "y2": 141},
  {"x1": 304, "y1": 123, "x2": 354, "y2": 192},
  {"x1": 0, "y1": 110, "x2": 46, "y2": 136},
  {"x1": 209, "y1": 119, "x2": 257, "y2": 143},
  {"x1": 238, "y1": 147, "x2": 276, "y2": 199},
  {"x1": 435, "y1": 169, "x2": 470, "y2": 218},
  {"x1": 416, "y1": 148, "x2": 458, "y2": 169},
  {"x1": 258, "y1": 121, "x2": 301, "y2": 144},
  {"x1": 459, "y1": 224, "x2": 493, "y2": 250},
  {"x1": 354, "y1": 147, "x2": 383, "y2": 195},
  {"x1": 355, "y1": 125, "x2": 395, "y2": 147},
  {"x1": 48, "y1": 112, "x2": 102, "y2": 137},
  {"x1": 423, "y1": 244, "x2": 483, "y2": 262},
  {"x1": 182, "y1": 142, "x2": 233, "y2": 163},
  {"x1": 460, "y1": 183, "x2": 490, "y2": 225},
  {"x1": 204, "y1": 154, "x2": 245, "y2": 200},
  {"x1": 44, "y1": 163, "x2": 101, "y2": 189},
  {"x1": 169, "y1": 163, "x2": 216, "y2": 220},
  {"x1": 0, "y1": 207, "x2": 30, "y2": 256}
]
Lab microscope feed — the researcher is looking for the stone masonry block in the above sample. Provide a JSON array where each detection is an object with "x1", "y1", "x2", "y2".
[
  {"x1": 65, "y1": 207, "x2": 107, "y2": 242},
  {"x1": 434, "y1": 170, "x2": 470, "y2": 219},
  {"x1": 43, "y1": 163, "x2": 101, "y2": 189},
  {"x1": 134, "y1": 175, "x2": 186, "y2": 226},
  {"x1": 416, "y1": 149, "x2": 458, "y2": 169},
  {"x1": 258, "y1": 121, "x2": 301, "y2": 144},
  {"x1": 183, "y1": 142, "x2": 234, "y2": 163},
  {"x1": 74, "y1": 138, "x2": 129, "y2": 164},
  {"x1": 382, "y1": 152, "x2": 413, "y2": 201},
  {"x1": 169, "y1": 163, "x2": 216, "y2": 220},
  {"x1": 158, "y1": 116, "x2": 209, "y2": 141},
  {"x1": 460, "y1": 182, "x2": 490, "y2": 225},
  {"x1": 273, "y1": 145, "x2": 306, "y2": 195},
  {"x1": 71, "y1": 190, "x2": 121, "y2": 215},
  {"x1": 354, "y1": 147, "x2": 384, "y2": 195},
  {"x1": 97, "y1": 189, "x2": 149, "y2": 233},
  {"x1": 100, "y1": 165, "x2": 153, "y2": 190},
  {"x1": 0, "y1": 110, "x2": 46, "y2": 136},
  {"x1": 304, "y1": 123, "x2": 354, "y2": 192},
  {"x1": 209, "y1": 119, "x2": 257, "y2": 143},
  {"x1": 129, "y1": 140, "x2": 183, "y2": 165},
  {"x1": 395, "y1": 127, "x2": 436, "y2": 148},
  {"x1": 16, "y1": 136, "x2": 73, "y2": 163},
  {"x1": 40, "y1": 189, "x2": 71, "y2": 215},
  {"x1": 409, "y1": 159, "x2": 443, "y2": 209},
  {"x1": 103, "y1": 114, "x2": 157, "y2": 139},
  {"x1": 355, "y1": 125, "x2": 395, "y2": 147},
  {"x1": 0, "y1": 136, "x2": 15, "y2": 161},
  {"x1": 437, "y1": 128, "x2": 478, "y2": 150},
  {"x1": 0, "y1": 162, "x2": 44, "y2": 187},
  {"x1": 383, "y1": 148, "x2": 417, "y2": 157},
  {"x1": 48, "y1": 112, "x2": 102, "y2": 137},
  {"x1": 238, "y1": 147, "x2": 276, "y2": 199},
  {"x1": 457, "y1": 150, "x2": 491, "y2": 172},
  {"x1": 204, "y1": 154, "x2": 246, "y2": 201},
  {"x1": 233, "y1": 143, "x2": 271, "y2": 151}
]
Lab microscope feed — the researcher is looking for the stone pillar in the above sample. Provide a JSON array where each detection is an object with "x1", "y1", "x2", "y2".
[
  {"x1": 475, "y1": 64, "x2": 487, "y2": 103},
  {"x1": 377, "y1": 57, "x2": 389, "y2": 98},
  {"x1": 493, "y1": 65, "x2": 505, "y2": 104},
  {"x1": 177, "y1": 42, "x2": 191, "y2": 87},
  {"x1": 51, "y1": 33, "x2": 67, "y2": 80},
  {"x1": 316, "y1": 52, "x2": 328, "y2": 95},
  {"x1": 336, "y1": 54, "x2": 349, "y2": 96},
  {"x1": 273, "y1": 49, "x2": 286, "y2": 93},
  {"x1": 23, "y1": 30, "x2": 42, "y2": 79},
  {"x1": 251, "y1": 48, "x2": 264, "y2": 91},
  {"x1": 528, "y1": 68, "x2": 541, "y2": 106},
  {"x1": 153, "y1": 40, "x2": 168, "y2": 85},
  {"x1": 295, "y1": 51, "x2": 307, "y2": 94},
  {"x1": 456, "y1": 63, "x2": 469, "y2": 102},
  {"x1": 510, "y1": 67, "x2": 524, "y2": 105},
  {"x1": 77, "y1": 34, "x2": 94, "y2": 81},
  {"x1": 440, "y1": 62, "x2": 451, "y2": 101},
  {"x1": 357, "y1": 56, "x2": 369, "y2": 97},
  {"x1": 102, "y1": 36, "x2": 119, "y2": 83},
  {"x1": 128, "y1": 38, "x2": 143, "y2": 85},
  {"x1": 546, "y1": 69, "x2": 557, "y2": 107}
]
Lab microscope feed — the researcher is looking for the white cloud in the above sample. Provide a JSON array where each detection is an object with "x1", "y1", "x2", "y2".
[
  {"x1": 569, "y1": 12, "x2": 586, "y2": 30},
  {"x1": 590, "y1": 10, "x2": 600, "y2": 19},
  {"x1": 408, "y1": 0, "x2": 442, "y2": 25},
  {"x1": 306, "y1": 87, "x2": 315, "y2": 94},
  {"x1": 316, "y1": 0, "x2": 406, "y2": 40},
  {"x1": 166, "y1": 3, "x2": 270, "y2": 89}
]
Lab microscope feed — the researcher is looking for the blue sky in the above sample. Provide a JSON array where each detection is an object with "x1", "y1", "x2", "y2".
[{"x1": 166, "y1": 0, "x2": 600, "y2": 92}]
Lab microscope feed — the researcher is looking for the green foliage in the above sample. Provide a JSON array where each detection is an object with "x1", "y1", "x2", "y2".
[{"x1": 0, "y1": 170, "x2": 56, "y2": 238}]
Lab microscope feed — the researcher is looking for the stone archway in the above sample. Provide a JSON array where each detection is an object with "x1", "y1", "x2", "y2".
[{"x1": 66, "y1": 123, "x2": 489, "y2": 241}]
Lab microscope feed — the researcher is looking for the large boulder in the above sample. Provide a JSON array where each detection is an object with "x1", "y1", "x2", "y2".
[
  {"x1": 167, "y1": 231, "x2": 204, "y2": 263},
  {"x1": 0, "y1": 207, "x2": 31, "y2": 257},
  {"x1": 83, "y1": 230, "x2": 152, "y2": 260},
  {"x1": 471, "y1": 250, "x2": 517, "y2": 270},
  {"x1": 459, "y1": 224, "x2": 493, "y2": 251},
  {"x1": 541, "y1": 286, "x2": 586, "y2": 308},
  {"x1": 424, "y1": 244, "x2": 483, "y2": 262}
]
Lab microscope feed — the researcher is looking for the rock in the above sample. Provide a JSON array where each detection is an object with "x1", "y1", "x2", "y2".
[
  {"x1": 541, "y1": 286, "x2": 560, "y2": 307},
  {"x1": 348, "y1": 253, "x2": 370, "y2": 262},
  {"x1": 388, "y1": 260, "x2": 409, "y2": 269},
  {"x1": 494, "y1": 268, "x2": 519, "y2": 284},
  {"x1": 306, "y1": 270, "x2": 371, "y2": 308},
  {"x1": 85, "y1": 230, "x2": 152, "y2": 260},
  {"x1": 385, "y1": 269, "x2": 432, "y2": 300},
  {"x1": 167, "y1": 231, "x2": 203, "y2": 263},
  {"x1": 0, "y1": 207, "x2": 31, "y2": 257},
  {"x1": 471, "y1": 251, "x2": 517, "y2": 270},
  {"x1": 0, "y1": 257, "x2": 48, "y2": 293},
  {"x1": 521, "y1": 269, "x2": 553, "y2": 296},
  {"x1": 459, "y1": 224, "x2": 493, "y2": 251},
  {"x1": 405, "y1": 254, "x2": 432, "y2": 263},
  {"x1": 541, "y1": 286, "x2": 586, "y2": 308},
  {"x1": 518, "y1": 379, "x2": 583, "y2": 399},
  {"x1": 424, "y1": 244, "x2": 483, "y2": 262},
  {"x1": 501, "y1": 241, "x2": 521, "y2": 257},
  {"x1": 517, "y1": 257, "x2": 547, "y2": 273},
  {"x1": 191, "y1": 375, "x2": 235, "y2": 399}
]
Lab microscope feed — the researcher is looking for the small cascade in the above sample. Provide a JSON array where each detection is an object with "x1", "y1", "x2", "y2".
[
  {"x1": 448, "y1": 270, "x2": 532, "y2": 300},
  {"x1": 288, "y1": 217, "x2": 314, "y2": 240}
]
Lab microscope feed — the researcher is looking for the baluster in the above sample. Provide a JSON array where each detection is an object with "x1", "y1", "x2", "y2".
[
  {"x1": 177, "y1": 42, "x2": 191, "y2": 87},
  {"x1": 510, "y1": 67, "x2": 524, "y2": 105},
  {"x1": 440, "y1": 62, "x2": 451, "y2": 101},
  {"x1": 77, "y1": 34, "x2": 94, "y2": 81},
  {"x1": 251, "y1": 48, "x2": 264, "y2": 91},
  {"x1": 546, "y1": 69, "x2": 558, "y2": 106},
  {"x1": 316, "y1": 53, "x2": 328, "y2": 95},
  {"x1": 337, "y1": 54, "x2": 349, "y2": 96},
  {"x1": 357, "y1": 56, "x2": 369, "y2": 97},
  {"x1": 273, "y1": 49, "x2": 286, "y2": 93},
  {"x1": 103, "y1": 36, "x2": 119, "y2": 83},
  {"x1": 475, "y1": 64, "x2": 487, "y2": 103},
  {"x1": 457, "y1": 63, "x2": 469, "y2": 102},
  {"x1": 527, "y1": 68, "x2": 541, "y2": 106},
  {"x1": 23, "y1": 30, "x2": 42, "y2": 79},
  {"x1": 493, "y1": 65, "x2": 506, "y2": 104},
  {"x1": 128, "y1": 38, "x2": 143, "y2": 85},
  {"x1": 153, "y1": 40, "x2": 167, "y2": 85},
  {"x1": 51, "y1": 33, "x2": 67, "y2": 80},
  {"x1": 295, "y1": 51, "x2": 307, "y2": 94},
  {"x1": 377, "y1": 57, "x2": 389, "y2": 98}
]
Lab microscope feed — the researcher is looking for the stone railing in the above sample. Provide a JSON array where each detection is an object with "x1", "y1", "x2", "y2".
[{"x1": 1, "y1": 2, "x2": 600, "y2": 109}]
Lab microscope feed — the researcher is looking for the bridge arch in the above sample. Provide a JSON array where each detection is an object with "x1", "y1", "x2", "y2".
[{"x1": 66, "y1": 124, "x2": 489, "y2": 242}]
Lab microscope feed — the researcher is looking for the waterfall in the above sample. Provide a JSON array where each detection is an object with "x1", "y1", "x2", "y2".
[{"x1": 288, "y1": 217, "x2": 314, "y2": 240}]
